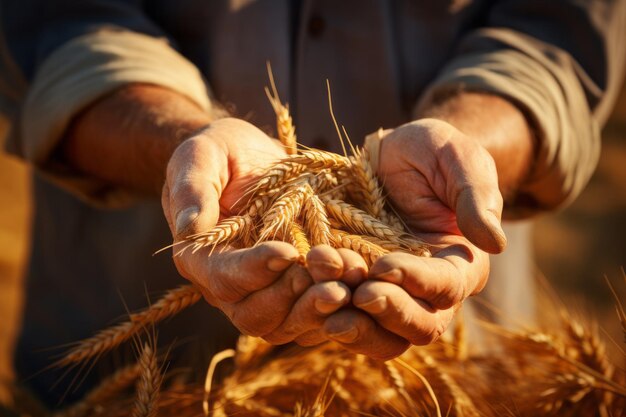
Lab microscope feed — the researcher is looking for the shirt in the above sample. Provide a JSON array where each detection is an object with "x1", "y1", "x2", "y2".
[{"x1": 1, "y1": 0, "x2": 624, "y2": 404}]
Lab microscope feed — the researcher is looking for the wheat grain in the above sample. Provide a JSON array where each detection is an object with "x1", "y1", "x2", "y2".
[
  {"x1": 330, "y1": 229, "x2": 388, "y2": 265},
  {"x1": 259, "y1": 184, "x2": 312, "y2": 242},
  {"x1": 324, "y1": 199, "x2": 402, "y2": 242},
  {"x1": 288, "y1": 222, "x2": 311, "y2": 258},
  {"x1": 379, "y1": 208, "x2": 405, "y2": 232},
  {"x1": 265, "y1": 62, "x2": 297, "y2": 155},
  {"x1": 348, "y1": 149, "x2": 385, "y2": 218},
  {"x1": 284, "y1": 150, "x2": 350, "y2": 170},
  {"x1": 303, "y1": 194, "x2": 332, "y2": 246},
  {"x1": 182, "y1": 215, "x2": 253, "y2": 254}
]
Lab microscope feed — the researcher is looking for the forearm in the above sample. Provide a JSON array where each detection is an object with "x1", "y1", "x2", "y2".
[
  {"x1": 416, "y1": 92, "x2": 535, "y2": 205},
  {"x1": 62, "y1": 84, "x2": 217, "y2": 196}
]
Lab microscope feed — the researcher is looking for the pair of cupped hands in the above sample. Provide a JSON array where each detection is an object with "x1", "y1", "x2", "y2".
[{"x1": 161, "y1": 117, "x2": 506, "y2": 360}]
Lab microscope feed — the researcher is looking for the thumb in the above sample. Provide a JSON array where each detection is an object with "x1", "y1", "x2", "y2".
[
  {"x1": 165, "y1": 136, "x2": 228, "y2": 240},
  {"x1": 455, "y1": 185, "x2": 507, "y2": 254},
  {"x1": 446, "y1": 145, "x2": 507, "y2": 254}
]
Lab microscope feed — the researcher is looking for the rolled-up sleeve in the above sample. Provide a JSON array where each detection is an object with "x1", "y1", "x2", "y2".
[
  {"x1": 1, "y1": 1, "x2": 212, "y2": 205},
  {"x1": 417, "y1": 0, "x2": 626, "y2": 217}
]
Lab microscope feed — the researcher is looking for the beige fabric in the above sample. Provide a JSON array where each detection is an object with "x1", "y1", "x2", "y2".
[
  {"x1": 18, "y1": 29, "x2": 211, "y2": 205},
  {"x1": 418, "y1": 28, "x2": 601, "y2": 216},
  {"x1": 6, "y1": 1, "x2": 624, "y2": 213}
]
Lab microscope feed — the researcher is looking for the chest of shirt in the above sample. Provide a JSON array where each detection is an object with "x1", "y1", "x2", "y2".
[{"x1": 146, "y1": 0, "x2": 488, "y2": 149}]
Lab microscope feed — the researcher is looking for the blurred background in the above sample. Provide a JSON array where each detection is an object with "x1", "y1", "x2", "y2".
[
  {"x1": 0, "y1": 79, "x2": 625, "y2": 389},
  {"x1": 533, "y1": 80, "x2": 626, "y2": 357}
]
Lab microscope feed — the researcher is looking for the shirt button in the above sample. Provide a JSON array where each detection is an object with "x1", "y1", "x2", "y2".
[{"x1": 308, "y1": 15, "x2": 326, "y2": 38}]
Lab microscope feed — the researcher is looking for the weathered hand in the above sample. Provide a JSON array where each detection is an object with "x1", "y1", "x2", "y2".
[
  {"x1": 161, "y1": 117, "x2": 358, "y2": 343},
  {"x1": 323, "y1": 119, "x2": 505, "y2": 360}
]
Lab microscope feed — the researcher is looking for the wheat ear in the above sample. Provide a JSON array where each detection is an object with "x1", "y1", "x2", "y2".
[
  {"x1": 181, "y1": 215, "x2": 252, "y2": 254},
  {"x1": 289, "y1": 222, "x2": 311, "y2": 259},
  {"x1": 303, "y1": 194, "x2": 332, "y2": 246},
  {"x1": 57, "y1": 285, "x2": 201, "y2": 367},
  {"x1": 349, "y1": 150, "x2": 385, "y2": 218},
  {"x1": 380, "y1": 361, "x2": 415, "y2": 410},
  {"x1": 330, "y1": 229, "x2": 388, "y2": 266},
  {"x1": 259, "y1": 184, "x2": 312, "y2": 242},
  {"x1": 283, "y1": 150, "x2": 350, "y2": 170},
  {"x1": 254, "y1": 162, "x2": 307, "y2": 192},
  {"x1": 324, "y1": 199, "x2": 402, "y2": 242},
  {"x1": 265, "y1": 61, "x2": 297, "y2": 155},
  {"x1": 379, "y1": 208, "x2": 406, "y2": 232},
  {"x1": 132, "y1": 344, "x2": 161, "y2": 417},
  {"x1": 415, "y1": 350, "x2": 480, "y2": 417},
  {"x1": 53, "y1": 363, "x2": 141, "y2": 417}
]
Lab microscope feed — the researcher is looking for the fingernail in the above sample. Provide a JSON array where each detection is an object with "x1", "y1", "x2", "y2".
[
  {"x1": 343, "y1": 266, "x2": 366, "y2": 287},
  {"x1": 175, "y1": 206, "x2": 199, "y2": 236},
  {"x1": 328, "y1": 327, "x2": 359, "y2": 343},
  {"x1": 308, "y1": 260, "x2": 342, "y2": 278},
  {"x1": 267, "y1": 256, "x2": 297, "y2": 272},
  {"x1": 315, "y1": 299, "x2": 345, "y2": 314},
  {"x1": 373, "y1": 268, "x2": 403, "y2": 284},
  {"x1": 356, "y1": 296, "x2": 388, "y2": 314},
  {"x1": 485, "y1": 211, "x2": 507, "y2": 251}
]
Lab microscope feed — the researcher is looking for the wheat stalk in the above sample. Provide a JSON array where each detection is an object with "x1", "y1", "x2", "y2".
[
  {"x1": 53, "y1": 363, "x2": 141, "y2": 417},
  {"x1": 57, "y1": 285, "x2": 201, "y2": 367}
]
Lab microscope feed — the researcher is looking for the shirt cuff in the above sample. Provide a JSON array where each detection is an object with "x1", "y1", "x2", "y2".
[
  {"x1": 18, "y1": 29, "x2": 212, "y2": 207},
  {"x1": 417, "y1": 28, "x2": 601, "y2": 218}
]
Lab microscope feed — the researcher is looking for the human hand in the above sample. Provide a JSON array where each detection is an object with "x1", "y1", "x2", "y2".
[
  {"x1": 161, "y1": 117, "x2": 359, "y2": 343},
  {"x1": 321, "y1": 119, "x2": 505, "y2": 359}
]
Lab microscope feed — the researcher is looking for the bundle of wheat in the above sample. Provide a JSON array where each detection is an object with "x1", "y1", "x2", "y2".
[{"x1": 10, "y1": 75, "x2": 623, "y2": 417}]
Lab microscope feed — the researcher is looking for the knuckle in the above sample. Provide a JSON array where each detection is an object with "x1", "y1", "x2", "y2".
[
  {"x1": 210, "y1": 279, "x2": 242, "y2": 304},
  {"x1": 261, "y1": 333, "x2": 288, "y2": 345},
  {"x1": 170, "y1": 176, "x2": 202, "y2": 202},
  {"x1": 295, "y1": 334, "x2": 325, "y2": 347},
  {"x1": 434, "y1": 284, "x2": 464, "y2": 310},
  {"x1": 167, "y1": 139, "x2": 199, "y2": 175},
  {"x1": 411, "y1": 321, "x2": 446, "y2": 346},
  {"x1": 230, "y1": 309, "x2": 268, "y2": 337},
  {"x1": 370, "y1": 342, "x2": 410, "y2": 361}
]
